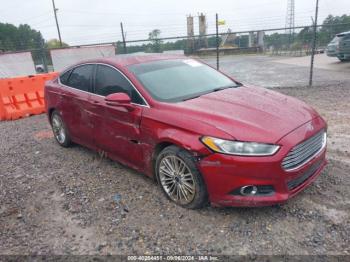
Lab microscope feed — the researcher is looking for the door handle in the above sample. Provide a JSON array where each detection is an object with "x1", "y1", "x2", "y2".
[{"x1": 92, "y1": 100, "x2": 100, "y2": 104}]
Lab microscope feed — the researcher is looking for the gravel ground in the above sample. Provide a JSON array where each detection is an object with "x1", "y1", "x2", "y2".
[{"x1": 1, "y1": 57, "x2": 350, "y2": 256}]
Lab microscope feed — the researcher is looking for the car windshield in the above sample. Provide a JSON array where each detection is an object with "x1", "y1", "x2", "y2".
[
  {"x1": 331, "y1": 36, "x2": 342, "y2": 43},
  {"x1": 128, "y1": 59, "x2": 240, "y2": 102}
]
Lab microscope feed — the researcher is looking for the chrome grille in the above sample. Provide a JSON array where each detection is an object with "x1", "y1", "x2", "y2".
[{"x1": 282, "y1": 130, "x2": 326, "y2": 171}]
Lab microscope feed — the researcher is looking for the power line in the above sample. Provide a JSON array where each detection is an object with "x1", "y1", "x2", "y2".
[
  {"x1": 57, "y1": 15, "x2": 330, "y2": 43},
  {"x1": 30, "y1": 17, "x2": 55, "y2": 27},
  {"x1": 57, "y1": 0, "x2": 283, "y2": 17},
  {"x1": 8, "y1": 12, "x2": 52, "y2": 24},
  {"x1": 46, "y1": 11, "x2": 324, "y2": 31}
]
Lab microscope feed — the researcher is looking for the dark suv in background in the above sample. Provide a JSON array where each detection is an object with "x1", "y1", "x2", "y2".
[{"x1": 326, "y1": 31, "x2": 350, "y2": 61}]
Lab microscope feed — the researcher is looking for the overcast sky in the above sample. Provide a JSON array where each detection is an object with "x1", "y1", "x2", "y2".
[{"x1": 0, "y1": 0, "x2": 349, "y2": 45}]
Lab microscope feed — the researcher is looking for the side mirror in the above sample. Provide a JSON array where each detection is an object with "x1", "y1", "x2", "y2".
[
  {"x1": 105, "y1": 93, "x2": 134, "y2": 111},
  {"x1": 105, "y1": 92, "x2": 131, "y2": 104}
]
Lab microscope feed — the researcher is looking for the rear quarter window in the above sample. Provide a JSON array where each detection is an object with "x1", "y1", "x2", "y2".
[{"x1": 59, "y1": 70, "x2": 72, "y2": 85}]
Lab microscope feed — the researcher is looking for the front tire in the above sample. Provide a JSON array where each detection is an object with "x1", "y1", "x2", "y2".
[
  {"x1": 156, "y1": 145, "x2": 208, "y2": 209},
  {"x1": 338, "y1": 57, "x2": 349, "y2": 62},
  {"x1": 51, "y1": 110, "x2": 72, "y2": 147}
]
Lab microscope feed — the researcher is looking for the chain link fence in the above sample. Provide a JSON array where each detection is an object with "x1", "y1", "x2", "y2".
[{"x1": 1, "y1": 22, "x2": 350, "y2": 87}]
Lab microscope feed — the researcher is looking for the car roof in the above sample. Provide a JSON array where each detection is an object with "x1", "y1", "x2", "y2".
[
  {"x1": 336, "y1": 31, "x2": 350, "y2": 36},
  {"x1": 80, "y1": 53, "x2": 186, "y2": 68}
]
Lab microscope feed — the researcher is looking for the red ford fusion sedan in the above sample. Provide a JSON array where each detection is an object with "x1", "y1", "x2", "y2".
[{"x1": 45, "y1": 54, "x2": 327, "y2": 209}]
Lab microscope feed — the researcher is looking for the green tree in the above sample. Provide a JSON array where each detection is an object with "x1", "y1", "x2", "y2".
[
  {"x1": 148, "y1": 29, "x2": 163, "y2": 52},
  {"x1": 0, "y1": 22, "x2": 44, "y2": 51},
  {"x1": 319, "y1": 14, "x2": 350, "y2": 45},
  {"x1": 297, "y1": 27, "x2": 314, "y2": 46},
  {"x1": 46, "y1": 38, "x2": 69, "y2": 49}
]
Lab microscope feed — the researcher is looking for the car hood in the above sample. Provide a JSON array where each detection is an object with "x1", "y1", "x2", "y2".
[{"x1": 168, "y1": 86, "x2": 319, "y2": 143}]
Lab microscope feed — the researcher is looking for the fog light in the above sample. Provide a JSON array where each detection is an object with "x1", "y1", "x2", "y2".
[
  {"x1": 230, "y1": 185, "x2": 275, "y2": 196},
  {"x1": 240, "y1": 185, "x2": 258, "y2": 196}
]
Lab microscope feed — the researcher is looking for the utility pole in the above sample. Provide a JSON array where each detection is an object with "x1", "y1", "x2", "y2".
[
  {"x1": 309, "y1": 0, "x2": 319, "y2": 87},
  {"x1": 52, "y1": 0, "x2": 62, "y2": 47},
  {"x1": 215, "y1": 13, "x2": 219, "y2": 70},
  {"x1": 120, "y1": 22, "x2": 127, "y2": 54}
]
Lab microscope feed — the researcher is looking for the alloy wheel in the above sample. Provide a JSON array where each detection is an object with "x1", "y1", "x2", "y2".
[
  {"x1": 52, "y1": 114, "x2": 66, "y2": 144},
  {"x1": 158, "y1": 155, "x2": 196, "y2": 205}
]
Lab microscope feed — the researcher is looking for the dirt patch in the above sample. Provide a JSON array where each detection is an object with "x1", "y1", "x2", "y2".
[{"x1": 34, "y1": 130, "x2": 54, "y2": 140}]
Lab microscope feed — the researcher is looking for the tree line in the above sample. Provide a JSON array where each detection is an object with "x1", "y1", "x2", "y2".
[
  {"x1": 264, "y1": 14, "x2": 350, "y2": 50},
  {"x1": 1, "y1": 14, "x2": 349, "y2": 54},
  {"x1": 125, "y1": 14, "x2": 350, "y2": 53},
  {"x1": 0, "y1": 23, "x2": 68, "y2": 52},
  {"x1": 0, "y1": 23, "x2": 44, "y2": 52}
]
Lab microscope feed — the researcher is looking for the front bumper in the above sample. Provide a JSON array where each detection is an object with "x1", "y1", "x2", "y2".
[{"x1": 198, "y1": 117, "x2": 327, "y2": 207}]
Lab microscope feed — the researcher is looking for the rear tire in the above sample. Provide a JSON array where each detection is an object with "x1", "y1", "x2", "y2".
[
  {"x1": 155, "y1": 145, "x2": 208, "y2": 209},
  {"x1": 51, "y1": 110, "x2": 72, "y2": 147},
  {"x1": 338, "y1": 57, "x2": 349, "y2": 62}
]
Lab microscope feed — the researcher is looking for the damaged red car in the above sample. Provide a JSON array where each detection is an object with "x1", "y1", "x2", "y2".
[{"x1": 45, "y1": 55, "x2": 327, "y2": 209}]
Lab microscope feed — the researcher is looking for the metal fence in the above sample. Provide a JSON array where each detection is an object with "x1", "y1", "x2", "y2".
[{"x1": 1, "y1": 22, "x2": 350, "y2": 87}]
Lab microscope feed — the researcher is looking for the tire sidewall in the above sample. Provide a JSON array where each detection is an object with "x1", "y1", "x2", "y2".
[
  {"x1": 155, "y1": 145, "x2": 208, "y2": 209},
  {"x1": 51, "y1": 111, "x2": 71, "y2": 147}
]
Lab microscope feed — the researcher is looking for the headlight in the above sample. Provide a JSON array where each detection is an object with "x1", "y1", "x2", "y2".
[{"x1": 201, "y1": 136, "x2": 280, "y2": 156}]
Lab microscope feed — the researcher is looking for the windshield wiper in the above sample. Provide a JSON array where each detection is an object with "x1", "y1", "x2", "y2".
[
  {"x1": 213, "y1": 87, "x2": 228, "y2": 92},
  {"x1": 212, "y1": 85, "x2": 237, "y2": 92},
  {"x1": 182, "y1": 85, "x2": 240, "y2": 102},
  {"x1": 182, "y1": 95, "x2": 201, "y2": 101}
]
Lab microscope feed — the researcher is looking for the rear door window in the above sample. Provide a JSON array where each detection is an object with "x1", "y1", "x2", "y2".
[{"x1": 66, "y1": 65, "x2": 94, "y2": 92}]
